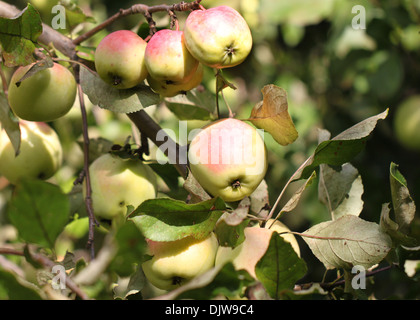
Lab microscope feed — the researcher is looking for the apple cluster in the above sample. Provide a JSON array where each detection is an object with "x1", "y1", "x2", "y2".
[{"x1": 94, "y1": 5, "x2": 253, "y2": 97}]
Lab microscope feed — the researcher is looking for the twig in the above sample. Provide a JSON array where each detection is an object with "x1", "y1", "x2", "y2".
[
  {"x1": 76, "y1": 82, "x2": 99, "y2": 260},
  {"x1": 0, "y1": 247, "x2": 90, "y2": 300},
  {"x1": 72, "y1": 0, "x2": 202, "y2": 45}
]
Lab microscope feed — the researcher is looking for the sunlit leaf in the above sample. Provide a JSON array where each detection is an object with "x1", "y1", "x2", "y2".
[{"x1": 249, "y1": 85, "x2": 298, "y2": 146}]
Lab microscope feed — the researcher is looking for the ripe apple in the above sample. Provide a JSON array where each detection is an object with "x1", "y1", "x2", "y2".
[
  {"x1": 94, "y1": 30, "x2": 149, "y2": 89},
  {"x1": 215, "y1": 220, "x2": 300, "y2": 279},
  {"x1": 84, "y1": 153, "x2": 157, "y2": 222},
  {"x1": 188, "y1": 118, "x2": 267, "y2": 202},
  {"x1": 183, "y1": 6, "x2": 253, "y2": 68},
  {"x1": 393, "y1": 95, "x2": 420, "y2": 151},
  {"x1": 8, "y1": 62, "x2": 77, "y2": 122},
  {"x1": 142, "y1": 233, "x2": 218, "y2": 291},
  {"x1": 144, "y1": 29, "x2": 199, "y2": 84},
  {"x1": 147, "y1": 63, "x2": 203, "y2": 97},
  {"x1": 0, "y1": 121, "x2": 63, "y2": 184}
]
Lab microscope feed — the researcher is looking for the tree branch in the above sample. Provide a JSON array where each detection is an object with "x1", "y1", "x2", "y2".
[{"x1": 72, "y1": 0, "x2": 203, "y2": 45}]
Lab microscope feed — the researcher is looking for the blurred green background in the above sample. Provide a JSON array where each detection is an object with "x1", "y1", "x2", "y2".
[{"x1": 3, "y1": 0, "x2": 420, "y2": 298}]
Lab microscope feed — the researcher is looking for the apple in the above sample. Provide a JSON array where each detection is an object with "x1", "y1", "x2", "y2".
[
  {"x1": 183, "y1": 6, "x2": 253, "y2": 68},
  {"x1": 393, "y1": 95, "x2": 420, "y2": 151},
  {"x1": 144, "y1": 29, "x2": 199, "y2": 84},
  {"x1": 84, "y1": 153, "x2": 157, "y2": 223},
  {"x1": 94, "y1": 30, "x2": 149, "y2": 89},
  {"x1": 147, "y1": 63, "x2": 203, "y2": 97},
  {"x1": 215, "y1": 220, "x2": 300, "y2": 279},
  {"x1": 0, "y1": 121, "x2": 63, "y2": 184},
  {"x1": 8, "y1": 62, "x2": 77, "y2": 122},
  {"x1": 188, "y1": 118, "x2": 267, "y2": 202},
  {"x1": 142, "y1": 233, "x2": 218, "y2": 291}
]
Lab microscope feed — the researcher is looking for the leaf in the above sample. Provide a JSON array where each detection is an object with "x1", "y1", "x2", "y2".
[
  {"x1": 59, "y1": 0, "x2": 96, "y2": 30},
  {"x1": 0, "y1": 268, "x2": 43, "y2": 300},
  {"x1": 164, "y1": 88, "x2": 216, "y2": 120},
  {"x1": 79, "y1": 67, "x2": 160, "y2": 113},
  {"x1": 318, "y1": 163, "x2": 364, "y2": 219},
  {"x1": 109, "y1": 220, "x2": 147, "y2": 277},
  {"x1": 0, "y1": 92, "x2": 20, "y2": 155},
  {"x1": 380, "y1": 203, "x2": 418, "y2": 247},
  {"x1": 278, "y1": 171, "x2": 316, "y2": 216},
  {"x1": 7, "y1": 179, "x2": 71, "y2": 249},
  {"x1": 389, "y1": 162, "x2": 416, "y2": 234},
  {"x1": 154, "y1": 262, "x2": 254, "y2": 300},
  {"x1": 296, "y1": 109, "x2": 389, "y2": 180},
  {"x1": 13, "y1": 57, "x2": 54, "y2": 87},
  {"x1": 255, "y1": 232, "x2": 307, "y2": 299},
  {"x1": 249, "y1": 85, "x2": 298, "y2": 146},
  {"x1": 302, "y1": 215, "x2": 393, "y2": 270},
  {"x1": 249, "y1": 180, "x2": 270, "y2": 218},
  {"x1": 129, "y1": 197, "x2": 226, "y2": 242},
  {"x1": 0, "y1": 4, "x2": 42, "y2": 67},
  {"x1": 183, "y1": 170, "x2": 211, "y2": 203}
]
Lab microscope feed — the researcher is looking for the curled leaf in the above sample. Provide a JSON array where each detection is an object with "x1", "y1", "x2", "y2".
[{"x1": 249, "y1": 84, "x2": 298, "y2": 146}]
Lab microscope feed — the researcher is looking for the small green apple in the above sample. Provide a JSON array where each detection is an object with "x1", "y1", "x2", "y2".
[
  {"x1": 393, "y1": 95, "x2": 420, "y2": 151},
  {"x1": 188, "y1": 118, "x2": 267, "y2": 202},
  {"x1": 144, "y1": 29, "x2": 199, "y2": 84},
  {"x1": 84, "y1": 153, "x2": 157, "y2": 222},
  {"x1": 183, "y1": 6, "x2": 253, "y2": 68},
  {"x1": 0, "y1": 121, "x2": 63, "y2": 184},
  {"x1": 95, "y1": 30, "x2": 149, "y2": 89},
  {"x1": 147, "y1": 63, "x2": 203, "y2": 97},
  {"x1": 142, "y1": 233, "x2": 219, "y2": 291},
  {"x1": 215, "y1": 221, "x2": 300, "y2": 279},
  {"x1": 8, "y1": 62, "x2": 77, "y2": 122}
]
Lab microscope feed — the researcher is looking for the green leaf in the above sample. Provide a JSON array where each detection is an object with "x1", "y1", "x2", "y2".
[
  {"x1": 0, "y1": 92, "x2": 20, "y2": 155},
  {"x1": 302, "y1": 215, "x2": 393, "y2": 270},
  {"x1": 7, "y1": 179, "x2": 71, "y2": 249},
  {"x1": 0, "y1": 4, "x2": 43, "y2": 67},
  {"x1": 59, "y1": 0, "x2": 96, "y2": 30},
  {"x1": 0, "y1": 268, "x2": 43, "y2": 300},
  {"x1": 389, "y1": 162, "x2": 416, "y2": 234},
  {"x1": 255, "y1": 232, "x2": 307, "y2": 299},
  {"x1": 109, "y1": 220, "x2": 147, "y2": 277},
  {"x1": 79, "y1": 67, "x2": 160, "y2": 113},
  {"x1": 129, "y1": 197, "x2": 226, "y2": 242},
  {"x1": 164, "y1": 88, "x2": 216, "y2": 120},
  {"x1": 13, "y1": 57, "x2": 54, "y2": 86},
  {"x1": 380, "y1": 203, "x2": 418, "y2": 247},
  {"x1": 296, "y1": 109, "x2": 389, "y2": 180}
]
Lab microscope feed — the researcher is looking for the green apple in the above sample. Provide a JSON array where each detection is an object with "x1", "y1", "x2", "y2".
[
  {"x1": 144, "y1": 29, "x2": 199, "y2": 84},
  {"x1": 183, "y1": 6, "x2": 253, "y2": 68},
  {"x1": 142, "y1": 233, "x2": 218, "y2": 291},
  {"x1": 188, "y1": 118, "x2": 267, "y2": 202},
  {"x1": 95, "y1": 30, "x2": 149, "y2": 89},
  {"x1": 147, "y1": 63, "x2": 203, "y2": 97},
  {"x1": 8, "y1": 62, "x2": 77, "y2": 122},
  {"x1": 215, "y1": 220, "x2": 300, "y2": 279},
  {"x1": 393, "y1": 95, "x2": 420, "y2": 151},
  {"x1": 84, "y1": 153, "x2": 157, "y2": 223},
  {"x1": 0, "y1": 121, "x2": 63, "y2": 184}
]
